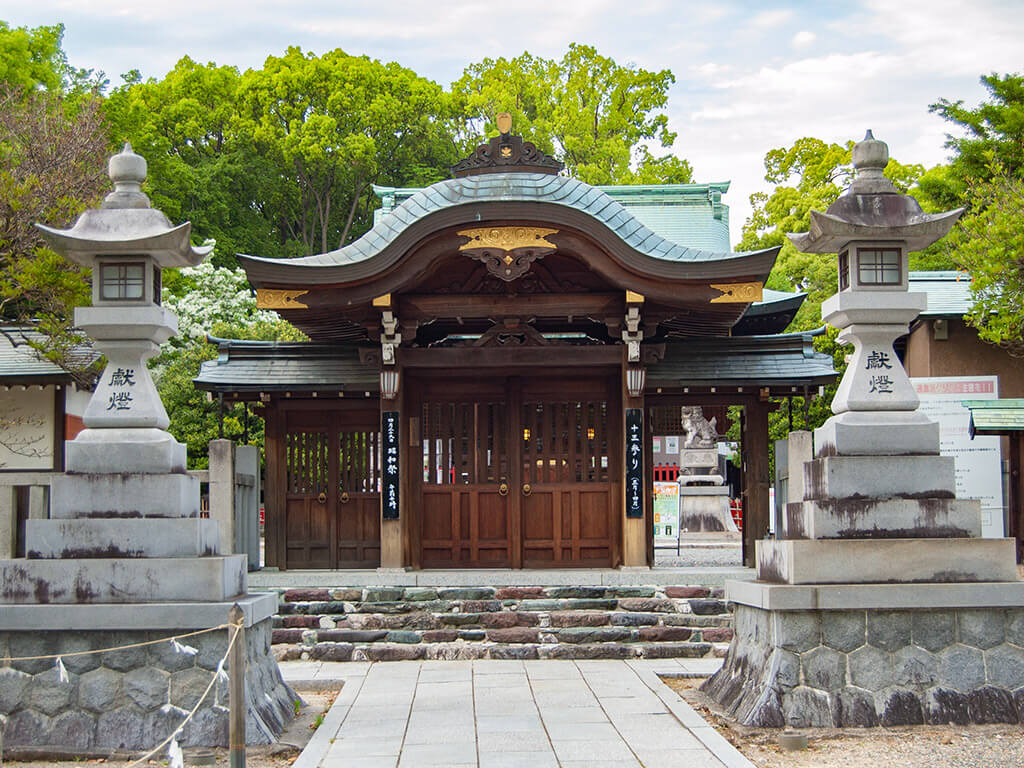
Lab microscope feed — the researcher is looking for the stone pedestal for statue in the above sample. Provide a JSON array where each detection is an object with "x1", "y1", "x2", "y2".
[
  {"x1": 0, "y1": 145, "x2": 295, "y2": 752},
  {"x1": 705, "y1": 132, "x2": 1024, "y2": 727},
  {"x1": 677, "y1": 409, "x2": 737, "y2": 533}
]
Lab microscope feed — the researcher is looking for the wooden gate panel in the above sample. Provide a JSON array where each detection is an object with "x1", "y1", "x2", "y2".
[
  {"x1": 284, "y1": 429, "x2": 331, "y2": 568},
  {"x1": 337, "y1": 426, "x2": 381, "y2": 568},
  {"x1": 520, "y1": 395, "x2": 614, "y2": 567},
  {"x1": 420, "y1": 400, "x2": 511, "y2": 568}
]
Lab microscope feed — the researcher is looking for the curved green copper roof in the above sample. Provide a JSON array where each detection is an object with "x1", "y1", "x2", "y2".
[{"x1": 239, "y1": 172, "x2": 777, "y2": 286}]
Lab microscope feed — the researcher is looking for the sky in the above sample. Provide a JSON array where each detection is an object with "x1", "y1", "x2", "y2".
[{"x1": 3, "y1": 0, "x2": 1022, "y2": 245}]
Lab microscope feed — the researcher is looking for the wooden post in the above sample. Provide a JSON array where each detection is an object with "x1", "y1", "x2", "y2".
[
  {"x1": 228, "y1": 603, "x2": 246, "y2": 768},
  {"x1": 742, "y1": 400, "x2": 770, "y2": 568}
]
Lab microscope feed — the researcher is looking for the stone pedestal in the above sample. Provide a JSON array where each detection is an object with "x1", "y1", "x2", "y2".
[
  {"x1": 0, "y1": 597, "x2": 295, "y2": 750},
  {"x1": 679, "y1": 486, "x2": 737, "y2": 533}
]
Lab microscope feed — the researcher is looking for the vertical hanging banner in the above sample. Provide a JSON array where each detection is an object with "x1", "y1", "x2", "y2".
[
  {"x1": 382, "y1": 411, "x2": 400, "y2": 520},
  {"x1": 626, "y1": 408, "x2": 643, "y2": 518}
]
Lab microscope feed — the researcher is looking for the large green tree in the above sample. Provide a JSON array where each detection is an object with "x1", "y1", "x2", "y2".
[
  {"x1": 922, "y1": 73, "x2": 1024, "y2": 209},
  {"x1": 452, "y1": 44, "x2": 691, "y2": 185},
  {"x1": 233, "y1": 47, "x2": 457, "y2": 254}
]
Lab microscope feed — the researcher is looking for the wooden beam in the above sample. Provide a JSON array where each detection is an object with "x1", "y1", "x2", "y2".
[
  {"x1": 398, "y1": 293, "x2": 623, "y2": 320},
  {"x1": 400, "y1": 346, "x2": 622, "y2": 369}
]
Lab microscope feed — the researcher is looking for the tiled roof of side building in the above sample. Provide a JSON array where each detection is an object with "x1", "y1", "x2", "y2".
[
  {"x1": 0, "y1": 327, "x2": 73, "y2": 382},
  {"x1": 908, "y1": 270, "x2": 974, "y2": 317}
]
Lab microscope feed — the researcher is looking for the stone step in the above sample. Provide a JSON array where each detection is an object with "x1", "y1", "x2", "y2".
[
  {"x1": 272, "y1": 611, "x2": 732, "y2": 630},
  {"x1": 274, "y1": 640, "x2": 731, "y2": 662},
  {"x1": 272, "y1": 623, "x2": 734, "y2": 646},
  {"x1": 268, "y1": 583, "x2": 735, "y2": 663}
]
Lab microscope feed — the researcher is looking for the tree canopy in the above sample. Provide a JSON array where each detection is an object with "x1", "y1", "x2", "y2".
[{"x1": 452, "y1": 44, "x2": 691, "y2": 185}]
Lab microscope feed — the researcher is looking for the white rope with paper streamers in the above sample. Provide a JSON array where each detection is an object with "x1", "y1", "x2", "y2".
[
  {"x1": 124, "y1": 620, "x2": 242, "y2": 768},
  {"x1": 0, "y1": 623, "x2": 231, "y2": 663}
]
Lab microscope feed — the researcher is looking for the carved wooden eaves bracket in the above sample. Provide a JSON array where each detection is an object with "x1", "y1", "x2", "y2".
[{"x1": 457, "y1": 226, "x2": 558, "y2": 282}]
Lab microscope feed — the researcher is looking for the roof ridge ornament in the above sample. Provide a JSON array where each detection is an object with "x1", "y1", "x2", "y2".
[{"x1": 452, "y1": 112, "x2": 563, "y2": 178}]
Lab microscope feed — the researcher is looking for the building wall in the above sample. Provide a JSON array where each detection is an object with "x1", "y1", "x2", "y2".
[
  {"x1": 906, "y1": 318, "x2": 1024, "y2": 398},
  {"x1": 0, "y1": 386, "x2": 56, "y2": 470}
]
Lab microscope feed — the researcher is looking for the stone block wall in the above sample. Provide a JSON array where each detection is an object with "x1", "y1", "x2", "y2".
[
  {"x1": 704, "y1": 604, "x2": 1024, "y2": 727},
  {"x1": 0, "y1": 619, "x2": 295, "y2": 751}
]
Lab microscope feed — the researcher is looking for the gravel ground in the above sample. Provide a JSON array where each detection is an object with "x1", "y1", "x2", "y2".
[
  {"x1": 663, "y1": 676, "x2": 1024, "y2": 768},
  {"x1": 654, "y1": 545, "x2": 743, "y2": 568}
]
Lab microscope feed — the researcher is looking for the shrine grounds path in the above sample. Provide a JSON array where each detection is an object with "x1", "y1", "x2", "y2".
[{"x1": 283, "y1": 658, "x2": 749, "y2": 768}]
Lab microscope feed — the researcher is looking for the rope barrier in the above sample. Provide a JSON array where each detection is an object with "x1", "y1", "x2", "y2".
[
  {"x1": 0, "y1": 623, "x2": 232, "y2": 663},
  {"x1": 125, "y1": 619, "x2": 243, "y2": 768}
]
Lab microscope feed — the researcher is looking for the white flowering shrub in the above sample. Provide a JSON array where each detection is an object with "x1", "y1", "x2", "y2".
[{"x1": 162, "y1": 261, "x2": 279, "y2": 340}]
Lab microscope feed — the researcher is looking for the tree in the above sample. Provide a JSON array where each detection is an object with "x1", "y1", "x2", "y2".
[
  {"x1": 233, "y1": 47, "x2": 457, "y2": 255},
  {"x1": 922, "y1": 73, "x2": 1024, "y2": 210},
  {"x1": 0, "y1": 21, "x2": 65, "y2": 92},
  {"x1": 0, "y1": 85, "x2": 108, "y2": 380},
  {"x1": 944, "y1": 164, "x2": 1024, "y2": 357},
  {"x1": 104, "y1": 58, "x2": 258, "y2": 268},
  {"x1": 452, "y1": 44, "x2": 690, "y2": 185}
]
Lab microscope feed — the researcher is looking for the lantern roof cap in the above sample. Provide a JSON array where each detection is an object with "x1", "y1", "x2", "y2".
[
  {"x1": 35, "y1": 144, "x2": 211, "y2": 268},
  {"x1": 788, "y1": 130, "x2": 963, "y2": 254}
]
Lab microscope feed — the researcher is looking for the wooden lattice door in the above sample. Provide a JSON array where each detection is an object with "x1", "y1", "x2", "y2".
[
  {"x1": 284, "y1": 418, "x2": 331, "y2": 568},
  {"x1": 520, "y1": 379, "x2": 616, "y2": 567},
  {"x1": 416, "y1": 377, "x2": 617, "y2": 568},
  {"x1": 284, "y1": 408, "x2": 381, "y2": 569},
  {"x1": 420, "y1": 397, "x2": 512, "y2": 567}
]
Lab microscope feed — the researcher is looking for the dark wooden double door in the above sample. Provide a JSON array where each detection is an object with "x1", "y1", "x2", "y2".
[
  {"x1": 284, "y1": 408, "x2": 381, "y2": 569},
  {"x1": 416, "y1": 377, "x2": 619, "y2": 568}
]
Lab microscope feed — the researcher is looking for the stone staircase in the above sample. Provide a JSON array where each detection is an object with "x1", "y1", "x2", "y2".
[{"x1": 271, "y1": 585, "x2": 733, "y2": 661}]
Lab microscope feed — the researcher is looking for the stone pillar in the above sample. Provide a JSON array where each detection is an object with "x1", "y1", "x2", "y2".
[
  {"x1": 236, "y1": 444, "x2": 261, "y2": 569},
  {"x1": 786, "y1": 431, "x2": 812, "y2": 505},
  {"x1": 0, "y1": 485, "x2": 15, "y2": 559},
  {"x1": 208, "y1": 439, "x2": 236, "y2": 555}
]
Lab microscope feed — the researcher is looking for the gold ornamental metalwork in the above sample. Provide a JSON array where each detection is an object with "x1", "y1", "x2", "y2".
[
  {"x1": 256, "y1": 289, "x2": 310, "y2": 309},
  {"x1": 709, "y1": 282, "x2": 764, "y2": 303},
  {"x1": 457, "y1": 227, "x2": 559, "y2": 253}
]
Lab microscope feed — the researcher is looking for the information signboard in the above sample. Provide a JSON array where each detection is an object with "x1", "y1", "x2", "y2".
[{"x1": 911, "y1": 376, "x2": 1003, "y2": 537}]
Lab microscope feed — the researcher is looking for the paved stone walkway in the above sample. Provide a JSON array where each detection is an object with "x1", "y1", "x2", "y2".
[{"x1": 286, "y1": 659, "x2": 752, "y2": 768}]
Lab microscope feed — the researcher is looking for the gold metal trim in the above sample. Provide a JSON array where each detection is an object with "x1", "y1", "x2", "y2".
[
  {"x1": 372, "y1": 293, "x2": 392, "y2": 308},
  {"x1": 709, "y1": 282, "x2": 763, "y2": 303},
  {"x1": 256, "y1": 289, "x2": 309, "y2": 309},
  {"x1": 457, "y1": 227, "x2": 559, "y2": 252},
  {"x1": 625, "y1": 290, "x2": 645, "y2": 305}
]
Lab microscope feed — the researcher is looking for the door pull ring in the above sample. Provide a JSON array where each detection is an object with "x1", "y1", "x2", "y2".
[
  {"x1": 498, "y1": 483, "x2": 509, "y2": 497},
  {"x1": 522, "y1": 483, "x2": 532, "y2": 497},
  {"x1": 340, "y1": 491, "x2": 350, "y2": 504},
  {"x1": 317, "y1": 491, "x2": 327, "y2": 504}
]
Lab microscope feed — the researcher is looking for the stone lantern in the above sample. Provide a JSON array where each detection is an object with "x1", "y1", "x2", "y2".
[
  {"x1": 36, "y1": 143, "x2": 211, "y2": 473},
  {"x1": 0, "y1": 145, "x2": 295, "y2": 752},
  {"x1": 704, "y1": 131, "x2": 1024, "y2": 729}
]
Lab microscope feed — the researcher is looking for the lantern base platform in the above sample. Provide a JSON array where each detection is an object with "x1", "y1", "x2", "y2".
[
  {"x1": 66, "y1": 428, "x2": 187, "y2": 474},
  {"x1": 814, "y1": 410, "x2": 940, "y2": 458}
]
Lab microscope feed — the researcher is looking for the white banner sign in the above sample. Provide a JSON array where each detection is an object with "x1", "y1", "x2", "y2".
[{"x1": 911, "y1": 376, "x2": 1003, "y2": 537}]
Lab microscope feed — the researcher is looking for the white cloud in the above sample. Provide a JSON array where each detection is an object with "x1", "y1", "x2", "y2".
[{"x1": 792, "y1": 30, "x2": 815, "y2": 48}]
